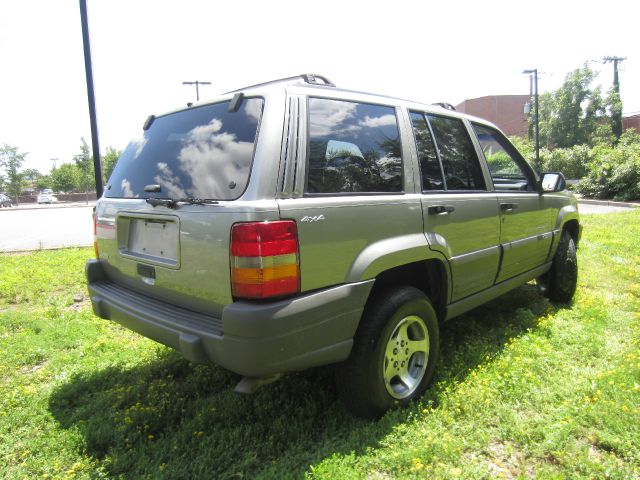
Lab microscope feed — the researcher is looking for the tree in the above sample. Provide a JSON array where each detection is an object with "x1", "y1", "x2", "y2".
[
  {"x1": 22, "y1": 168, "x2": 43, "y2": 192},
  {"x1": 534, "y1": 65, "x2": 613, "y2": 149},
  {"x1": 0, "y1": 144, "x2": 27, "y2": 204},
  {"x1": 74, "y1": 137, "x2": 95, "y2": 195},
  {"x1": 22, "y1": 168, "x2": 42, "y2": 183},
  {"x1": 607, "y1": 88, "x2": 623, "y2": 142},
  {"x1": 51, "y1": 163, "x2": 81, "y2": 193},
  {"x1": 102, "y1": 146, "x2": 122, "y2": 183},
  {"x1": 36, "y1": 175, "x2": 52, "y2": 190}
]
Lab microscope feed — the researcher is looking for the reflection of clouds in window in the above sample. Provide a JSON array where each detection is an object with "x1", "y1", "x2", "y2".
[
  {"x1": 358, "y1": 114, "x2": 396, "y2": 128},
  {"x1": 121, "y1": 179, "x2": 138, "y2": 197},
  {"x1": 243, "y1": 100, "x2": 262, "y2": 123},
  {"x1": 176, "y1": 119, "x2": 253, "y2": 198},
  {"x1": 309, "y1": 100, "x2": 360, "y2": 137},
  {"x1": 154, "y1": 162, "x2": 187, "y2": 199},
  {"x1": 131, "y1": 135, "x2": 148, "y2": 159}
]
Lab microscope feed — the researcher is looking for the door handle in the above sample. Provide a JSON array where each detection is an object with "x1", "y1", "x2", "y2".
[
  {"x1": 428, "y1": 205, "x2": 455, "y2": 215},
  {"x1": 500, "y1": 203, "x2": 518, "y2": 212}
]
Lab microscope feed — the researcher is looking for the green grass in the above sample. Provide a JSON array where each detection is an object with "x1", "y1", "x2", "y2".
[{"x1": 1, "y1": 212, "x2": 639, "y2": 479}]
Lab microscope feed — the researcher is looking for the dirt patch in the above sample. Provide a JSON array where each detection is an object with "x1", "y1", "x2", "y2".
[
  {"x1": 464, "y1": 440, "x2": 535, "y2": 479},
  {"x1": 64, "y1": 293, "x2": 91, "y2": 312}
]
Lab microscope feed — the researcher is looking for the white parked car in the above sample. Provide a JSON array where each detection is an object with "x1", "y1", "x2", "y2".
[{"x1": 37, "y1": 189, "x2": 58, "y2": 204}]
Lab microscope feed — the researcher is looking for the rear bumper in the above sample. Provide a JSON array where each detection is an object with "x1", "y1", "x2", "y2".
[{"x1": 86, "y1": 260, "x2": 373, "y2": 376}]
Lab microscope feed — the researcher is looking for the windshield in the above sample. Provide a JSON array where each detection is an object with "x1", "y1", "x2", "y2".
[{"x1": 105, "y1": 98, "x2": 264, "y2": 200}]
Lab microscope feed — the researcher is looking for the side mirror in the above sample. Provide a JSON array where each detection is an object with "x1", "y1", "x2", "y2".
[{"x1": 539, "y1": 172, "x2": 566, "y2": 193}]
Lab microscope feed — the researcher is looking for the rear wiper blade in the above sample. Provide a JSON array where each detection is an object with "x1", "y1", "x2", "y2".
[{"x1": 146, "y1": 197, "x2": 219, "y2": 209}]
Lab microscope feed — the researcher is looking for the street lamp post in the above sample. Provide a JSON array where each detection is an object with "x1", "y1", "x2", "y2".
[
  {"x1": 182, "y1": 80, "x2": 212, "y2": 101},
  {"x1": 523, "y1": 69, "x2": 540, "y2": 171},
  {"x1": 79, "y1": 0, "x2": 103, "y2": 197}
]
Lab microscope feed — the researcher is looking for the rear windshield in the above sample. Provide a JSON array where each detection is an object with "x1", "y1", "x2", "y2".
[{"x1": 105, "y1": 98, "x2": 264, "y2": 200}]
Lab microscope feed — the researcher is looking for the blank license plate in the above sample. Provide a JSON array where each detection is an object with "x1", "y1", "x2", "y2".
[{"x1": 127, "y1": 218, "x2": 179, "y2": 263}]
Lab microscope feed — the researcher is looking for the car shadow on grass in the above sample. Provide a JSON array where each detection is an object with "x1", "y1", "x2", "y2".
[{"x1": 48, "y1": 283, "x2": 562, "y2": 479}]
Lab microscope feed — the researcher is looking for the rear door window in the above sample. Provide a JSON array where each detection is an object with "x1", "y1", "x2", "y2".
[
  {"x1": 105, "y1": 98, "x2": 264, "y2": 200},
  {"x1": 427, "y1": 114, "x2": 486, "y2": 191},
  {"x1": 410, "y1": 111, "x2": 445, "y2": 190},
  {"x1": 306, "y1": 98, "x2": 403, "y2": 194}
]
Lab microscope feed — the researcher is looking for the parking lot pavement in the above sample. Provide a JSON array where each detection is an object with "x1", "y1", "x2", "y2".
[
  {"x1": 0, "y1": 205, "x2": 94, "y2": 252},
  {"x1": 5, "y1": 201, "x2": 96, "y2": 211}
]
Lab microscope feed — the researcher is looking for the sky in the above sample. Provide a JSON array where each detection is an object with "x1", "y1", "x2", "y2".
[{"x1": 1, "y1": 0, "x2": 638, "y2": 174}]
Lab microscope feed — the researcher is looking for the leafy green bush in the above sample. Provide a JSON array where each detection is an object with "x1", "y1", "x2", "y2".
[
  {"x1": 510, "y1": 137, "x2": 591, "y2": 179},
  {"x1": 541, "y1": 145, "x2": 592, "y2": 179},
  {"x1": 577, "y1": 131, "x2": 640, "y2": 201},
  {"x1": 511, "y1": 131, "x2": 640, "y2": 200}
]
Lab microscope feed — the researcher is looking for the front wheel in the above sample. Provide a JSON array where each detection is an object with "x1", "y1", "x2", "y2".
[
  {"x1": 538, "y1": 231, "x2": 577, "y2": 303},
  {"x1": 336, "y1": 286, "x2": 439, "y2": 418}
]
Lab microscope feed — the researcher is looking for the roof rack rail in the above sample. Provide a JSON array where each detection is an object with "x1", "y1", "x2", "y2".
[
  {"x1": 432, "y1": 102, "x2": 456, "y2": 111},
  {"x1": 224, "y1": 73, "x2": 335, "y2": 94}
]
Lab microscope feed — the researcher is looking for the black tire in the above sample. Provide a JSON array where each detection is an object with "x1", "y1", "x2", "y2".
[
  {"x1": 538, "y1": 231, "x2": 577, "y2": 303},
  {"x1": 336, "y1": 286, "x2": 439, "y2": 419}
]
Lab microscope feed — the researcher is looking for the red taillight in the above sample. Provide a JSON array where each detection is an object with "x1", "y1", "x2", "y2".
[{"x1": 230, "y1": 221, "x2": 300, "y2": 299}]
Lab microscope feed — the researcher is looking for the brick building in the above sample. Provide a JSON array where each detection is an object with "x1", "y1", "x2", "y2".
[
  {"x1": 622, "y1": 114, "x2": 640, "y2": 133},
  {"x1": 456, "y1": 95, "x2": 640, "y2": 138},
  {"x1": 455, "y1": 95, "x2": 529, "y2": 136}
]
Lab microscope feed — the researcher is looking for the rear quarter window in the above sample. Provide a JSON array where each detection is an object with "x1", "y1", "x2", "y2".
[
  {"x1": 306, "y1": 98, "x2": 403, "y2": 194},
  {"x1": 106, "y1": 98, "x2": 264, "y2": 200}
]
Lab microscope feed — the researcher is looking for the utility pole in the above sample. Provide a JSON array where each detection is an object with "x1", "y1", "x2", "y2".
[
  {"x1": 523, "y1": 69, "x2": 540, "y2": 171},
  {"x1": 603, "y1": 56, "x2": 626, "y2": 140},
  {"x1": 183, "y1": 80, "x2": 212, "y2": 101},
  {"x1": 79, "y1": 0, "x2": 103, "y2": 197}
]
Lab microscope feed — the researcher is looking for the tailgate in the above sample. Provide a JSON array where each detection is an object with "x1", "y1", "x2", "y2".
[{"x1": 94, "y1": 199, "x2": 280, "y2": 317}]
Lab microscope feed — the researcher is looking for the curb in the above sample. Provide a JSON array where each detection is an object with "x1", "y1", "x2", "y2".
[
  {"x1": 577, "y1": 198, "x2": 640, "y2": 208},
  {"x1": 0, "y1": 202, "x2": 96, "y2": 212}
]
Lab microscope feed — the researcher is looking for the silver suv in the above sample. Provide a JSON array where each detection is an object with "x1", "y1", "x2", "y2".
[{"x1": 86, "y1": 74, "x2": 581, "y2": 418}]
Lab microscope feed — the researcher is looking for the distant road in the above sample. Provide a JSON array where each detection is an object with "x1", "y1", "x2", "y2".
[{"x1": 0, "y1": 205, "x2": 93, "y2": 252}]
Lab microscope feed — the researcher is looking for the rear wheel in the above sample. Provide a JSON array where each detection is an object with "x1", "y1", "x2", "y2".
[
  {"x1": 538, "y1": 231, "x2": 577, "y2": 303},
  {"x1": 336, "y1": 286, "x2": 439, "y2": 418}
]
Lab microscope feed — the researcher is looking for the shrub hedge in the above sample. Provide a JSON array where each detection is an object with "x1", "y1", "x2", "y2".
[{"x1": 510, "y1": 131, "x2": 640, "y2": 201}]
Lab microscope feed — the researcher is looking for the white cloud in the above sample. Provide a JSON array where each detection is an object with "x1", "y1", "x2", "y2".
[
  {"x1": 173, "y1": 118, "x2": 254, "y2": 199},
  {"x1": 153, "y1": 162, "x2": 187, "y2": 199},
  {"x1": 132, "y1": 135, "x2": 148, "y2": 159},
  {"x1": 309, "y1": 99, "x2": 359, "y2": 137},
  {"x1": 359, "y1": 114, "x2": 396, "y2": 128},
  {"x1": 120, "y1": 179, "x2": 137, "y2": 197},
  {"x1": 243, "y1": 100, "x2": 263, "y2": 123}
]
